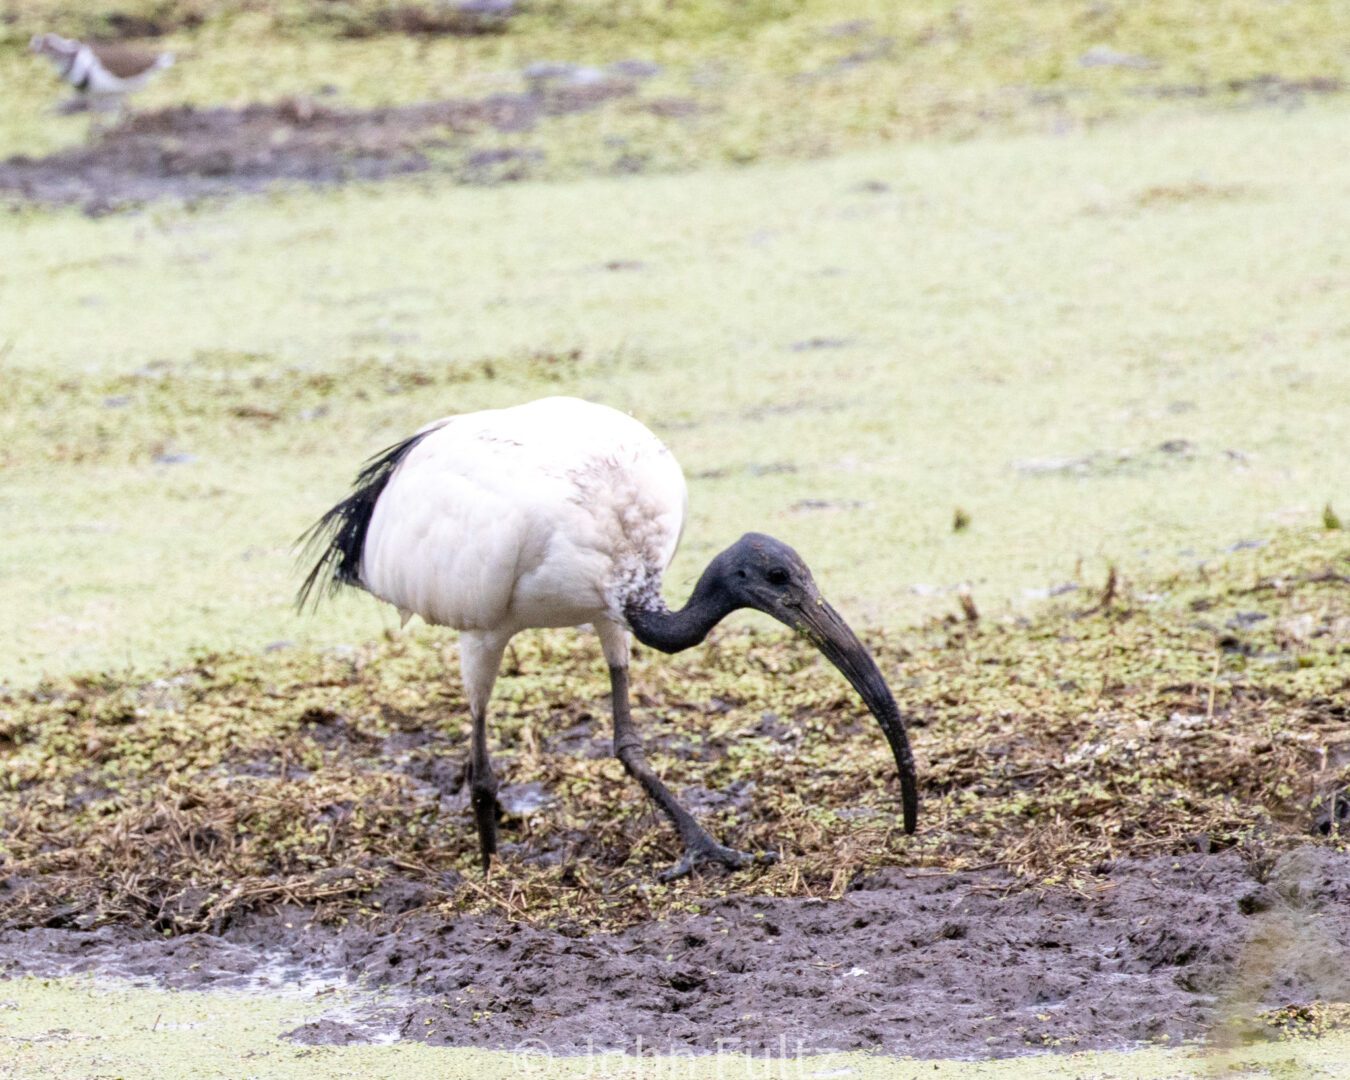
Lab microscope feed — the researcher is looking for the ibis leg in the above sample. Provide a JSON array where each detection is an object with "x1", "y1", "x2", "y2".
[
  {"x1": 467, "y1": 702, "x2": 500, "y2": 874},
  {"x1": 607, "y1": 661, "x2": 764, "y2": 881},
  {"x1": 460, "y1": 631, "x2": 509, "y2": 875}
]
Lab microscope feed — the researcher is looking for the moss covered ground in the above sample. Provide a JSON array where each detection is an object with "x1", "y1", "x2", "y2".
[
  {"x1": 4, "y1": 0, "x2": 1349, "y2": 167},
  {"x1": 1, "y1": 527, "x2": 1345, "y2": 933}
]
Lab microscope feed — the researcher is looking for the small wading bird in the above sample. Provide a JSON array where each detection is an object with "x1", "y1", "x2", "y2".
[
  {"x1": 299, "y1": 397, "x2": 918, "y2": 879},
  {"x1": 29, "y1": 32, "x2": 174, "y2": 109}
]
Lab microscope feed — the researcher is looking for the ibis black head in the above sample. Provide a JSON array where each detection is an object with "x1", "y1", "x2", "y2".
[
  {"x1": 630, "y1": 531, "x2": 919, "y2": 833},
  {"x1": 713, "y1": 532, "x2": 819, "y2": 613}
]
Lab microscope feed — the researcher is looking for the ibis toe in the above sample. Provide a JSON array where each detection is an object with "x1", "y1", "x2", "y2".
[{"x1": 658, "y1": 840, "x2": 773, "y2": 882}]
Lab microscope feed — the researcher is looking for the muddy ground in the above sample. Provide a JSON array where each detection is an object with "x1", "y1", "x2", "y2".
[
  {"x1": 3, "y1": 535, "x2": 1348, "y2": 1057},
  {"x1": 0, "y1": 70, "x2": 670, "y2": 213},
  {"x1": 4, "y1": 848, "x2": 1350, "y2": 1058}
]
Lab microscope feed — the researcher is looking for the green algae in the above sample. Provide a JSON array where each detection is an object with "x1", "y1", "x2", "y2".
[
  {"x1": 4, "y1": 973, "x2": 1350, "y2": 1079},
  {"x1": 3, "y1": 0, "x2": 1349, "y2": 168},
  {"x1": 3, "y1": 106, "x2": 1350, "y2": 680}
]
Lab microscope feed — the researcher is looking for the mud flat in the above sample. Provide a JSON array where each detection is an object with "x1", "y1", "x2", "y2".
[
  {"x1": 4, "y1": 850, "x2": 1350, "y2": 1059},
  {"x1": 3, "y1": 530, "x2": 1348, "y2": 1059},
  {"x1": 0, "y1": 77, "x2": 651, "y2": 212}
]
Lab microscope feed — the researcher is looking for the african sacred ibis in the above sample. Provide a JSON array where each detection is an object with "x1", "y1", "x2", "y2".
[{"x1": 299, "y1": 397, "x2": 918, "y2": 879}]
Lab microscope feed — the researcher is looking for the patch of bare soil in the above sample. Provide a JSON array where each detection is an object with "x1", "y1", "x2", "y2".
[
  {"x1": 4, "y1": 849, "x2": 1350, "y2": 1058},
  {"x1": 1135, "y1": 74, "x2": 1342, "y2": 103},
  {"x1": 0, "y1": 79, "x2": 646, "y2": 213},
  {"x1": 2, "y1": 535, "x2": 1346, "y2": 1056}
]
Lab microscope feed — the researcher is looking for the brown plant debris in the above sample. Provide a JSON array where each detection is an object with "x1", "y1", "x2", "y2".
[{"x1": 0, "y1": 529, "x2": 1347, "y2": 937}]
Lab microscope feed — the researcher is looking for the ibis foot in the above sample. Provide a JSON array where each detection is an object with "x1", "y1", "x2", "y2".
[
  {"x1": 472, "y1": 789, "x2": 502, "y2": 874},
  {"x1": 469, "y1": 775, "x2": 502, "y2": 875},
  {"x1": 658, "y1": 839, "x2": 775, "y2": 882}
]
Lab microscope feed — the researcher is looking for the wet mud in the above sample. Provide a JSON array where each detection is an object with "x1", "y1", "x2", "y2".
[
  {"x1": 4, "y1": 848, "x2": 1349, "y2": 1058},
  {"x1": 0, "y1": 77, "x2": 654, "y2": 213}
]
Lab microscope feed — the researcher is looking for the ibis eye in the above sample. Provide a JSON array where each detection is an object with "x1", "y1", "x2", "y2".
[{"x1": 766, "y1": 567, "x2": 790, "y2": 586}]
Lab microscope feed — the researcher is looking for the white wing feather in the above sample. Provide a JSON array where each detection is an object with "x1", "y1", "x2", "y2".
[{"x1": 360, "y1": 397, "x2": 686, "y2": 632}]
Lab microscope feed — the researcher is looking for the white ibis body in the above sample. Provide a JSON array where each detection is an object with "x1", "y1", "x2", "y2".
[{"x1": 299, "y1": 397, "x2": 918, "y2": 878}]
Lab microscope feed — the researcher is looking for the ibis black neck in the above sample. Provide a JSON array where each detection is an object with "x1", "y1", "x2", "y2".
[{"x1": 625, "y1": 564, "x2": 737, "y2": 654}]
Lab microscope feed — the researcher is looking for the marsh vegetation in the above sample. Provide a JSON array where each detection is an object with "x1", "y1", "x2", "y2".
[{"x1": 1, "y1": 1, "x2": 1348, "y2": 1074}]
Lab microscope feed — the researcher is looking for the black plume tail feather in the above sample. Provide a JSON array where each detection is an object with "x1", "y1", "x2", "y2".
[{"x1": 295, "y1": 427, "x2": 437, "y2": 611}]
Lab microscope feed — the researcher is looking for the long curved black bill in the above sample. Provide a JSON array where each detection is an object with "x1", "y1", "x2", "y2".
[{"x1": 790, "y1": 598, "x2": 919, "y2": 833}]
